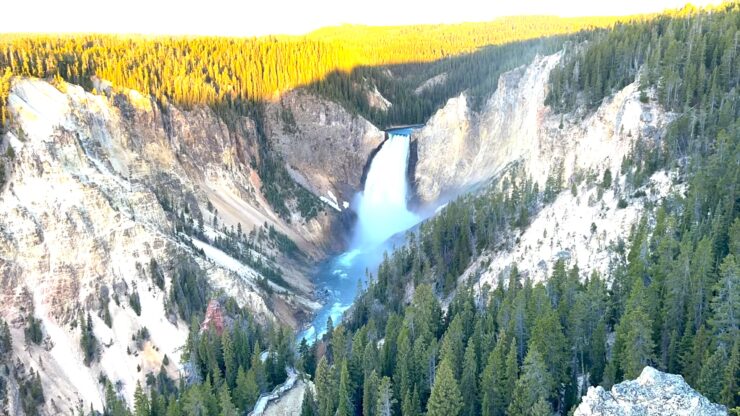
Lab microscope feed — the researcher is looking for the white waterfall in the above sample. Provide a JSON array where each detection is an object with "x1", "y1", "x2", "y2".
[
  {"x1": 354, "y1": 134, "x2": 418, "y2": 247},
  {"x1": 299, "y1": 131, "x2": 421, "y2": 344}
]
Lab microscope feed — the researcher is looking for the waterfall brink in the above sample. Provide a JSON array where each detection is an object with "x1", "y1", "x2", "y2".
[{"x1": 354, "y1": 134, "x2": 418, "y2": 248}]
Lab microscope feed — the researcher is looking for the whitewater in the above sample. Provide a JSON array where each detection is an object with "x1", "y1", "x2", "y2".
[{"x1": 299, "y1": 131, "x2": 420, "y2": 342}]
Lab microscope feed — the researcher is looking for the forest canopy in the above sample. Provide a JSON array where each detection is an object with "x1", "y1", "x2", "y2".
[{"x1": 0, "y1": 15, "x2": 629, "y2": 118}]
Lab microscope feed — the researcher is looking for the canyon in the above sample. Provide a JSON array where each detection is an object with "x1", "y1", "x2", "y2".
[{"x1": 0, "y1": 50, "x2": 714, "y2": 414}]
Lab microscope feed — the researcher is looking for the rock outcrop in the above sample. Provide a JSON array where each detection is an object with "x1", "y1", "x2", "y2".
[
  {"x1": 412, "y1": 52, "x2": 669, "y2": 204},
  {"x1": 264, "y1": 90, "x2": 385, "y2": 212},
  {"x1": 575, "y1": 366, "x2": 727, "y2": 416}
]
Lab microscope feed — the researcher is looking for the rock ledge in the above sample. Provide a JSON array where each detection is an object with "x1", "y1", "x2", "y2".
[{"x1": 575, "y1": 366, "x2": 727, "y2": 416}]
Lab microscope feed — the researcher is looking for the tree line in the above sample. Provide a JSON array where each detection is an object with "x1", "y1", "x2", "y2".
[{"x1": 0, "y1": 15, "x2": 630, "y2": 136}]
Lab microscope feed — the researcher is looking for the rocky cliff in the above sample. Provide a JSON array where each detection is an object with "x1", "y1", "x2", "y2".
[
  {"x1": 575, "y1": 367, "x2": 727, "y2": 415},
  {"x1": 0, "y1": 77, "x2": 379, "y2": 413},
  {"x1": 412, "y1": 52, "x2": 669, "y2": 203},
  {"x1": 412, "y1": 52, "x2": 677, "y2": 286},
  {"x1": 264, "y1": 90, "x2": 385, "y2": 213}
]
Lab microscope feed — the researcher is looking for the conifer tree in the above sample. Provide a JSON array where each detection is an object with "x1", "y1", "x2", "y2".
[
  {"x1": 460, "y1": 340, "x2": 479, "y2": 416},
  {"x1": 222, "y1": 329, "x2": 237, "y2": 388},
  {"x1": 615, "y1": 279, "x2": 656, "y2": 379},
  {"x1": 375, "y1": 376, "x2": 395, "y2": 416},
  {"x1": 531, "y1": 397, "x2": 552, "y2": 416},
  {"x1": 336, "y1": 361, "x2": 353, "y2": 416},
  {"x1": 133, "y1": 382, "x2": 149, "y2": 416},
  {"x1": 590, "y1": 319, "x2": 607, "y2": 385},
  {"x1": 698, "y1": 348, "x2": 725, "y2": 403},
  {"x1": 530, "y1": 306, "x2": 569, "y2": 387},
  {"x1": 505, "y1": 338, "x2": 519, "y2": 403},
  {"x1": 508, "y1": 348, "x2": 554, "y2": 416},
  {"x1": 720, "y1": 340, "x2": 739, "y2": 409},
  {"x1": 363, "y1": 370, "x2": 379, "y2": 416},
  {"x1": 233, "y1": 367, "x2": 259, "y2": 412},
  {"x1": 709, "y1": 255, "x2": 739, "y2": 351},
  {"x1": 440, "y1": 315, "x2": 465, "y2": 379},
  {"x1": 218, "y1": 383, "x2": 239, "y2": 416},
  {"x1": 251, "y1": 341, "x2": 266, "y2": 392},
  {"x1": 427, "y1": 359, "x2": 463, "y2": 416},
  {"x1": 681, "y1": 325, "x2": 709, "y2": 386},
  {"x1": 301, "y1": 384, "x2": 318, "y2": 416},
  {"x1": 402, "y1": 386, "x2": 421, "y2": 416},
  {"x1": 315, "y1": 357, "x2": 336, "y2": 416},
  {"x1": 481, "y1": 339, "x2": 504, "y2": 416}
]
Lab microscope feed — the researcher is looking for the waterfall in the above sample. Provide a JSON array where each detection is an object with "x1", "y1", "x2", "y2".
[
  {"x1": 354, "y1": 134, "x2": 418, "y2": 248},
  {"x1": 298, "y1": 131, "x2": 421, "y2": 343}
]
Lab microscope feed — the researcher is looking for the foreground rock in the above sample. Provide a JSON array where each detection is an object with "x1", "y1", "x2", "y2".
[{"x1": 575, "y1": 366, "x2": 727, "y2": 416}]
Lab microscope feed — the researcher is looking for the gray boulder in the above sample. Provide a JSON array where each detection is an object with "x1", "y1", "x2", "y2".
[{"x1": 574, "y1": 366, "x2": 727, "y2": 416}]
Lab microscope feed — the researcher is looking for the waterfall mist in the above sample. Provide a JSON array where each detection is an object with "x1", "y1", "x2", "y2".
[{"x1": 353, "y1": 134, "x2": 419, "y2": 248}]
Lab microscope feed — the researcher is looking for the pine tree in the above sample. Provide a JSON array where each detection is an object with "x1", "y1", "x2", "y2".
[
  {"x1": 709, "y1": 255, "x2": 739, "y2": 351},
  {"x1": 616, "y1": 279, "x2": 656, "y2": 379},
  {"x1": 460, "y1": 341, "x2": 478, "y2": 416},
  {"x1": 0, "y1": 319, "x2": 11, "y2": 356},
  {"x1": 336, "y1": 361, "x2": 353, "y2": 416},
  {"x1": 301, "y1": 384, "x2": 318, "y2": 416},
  {"x1": 134, "y1": 382, "x2": 150, "y2": 416},
  {"x1": 251, "y1": 341, "x2": 266, "y2": 392},
  {"x1": 218, "y1": 383, "x2": 239, "y2": 416},
  {"x1": 440, "y1": 315, "x2": 465, "y2": 379},
  {"x1": 182, "y1": 381, "x2": 211, "y2": 416},
  {"x1": 590, "y1": 319, "x2": 607, "y2": 385},
  {"x1": 315, "y1": 357, "x2": 337, "y2": 416},
  {"x1": 623, "y1": 304, "x2": 656, "y2": 379},
  {"x1": 233, "y1": 367, "x2": 259, "y2": 412},
  {"x1": 401, "y1": 387, "x2": 421, "y2": 416},
  {"x1": 222, "y1": 329, "x2": 237, "y2": 388},
  {"x1": 427, "y1": 359, "x2": 463, "y2": 416},
  {"x1": 688, "y1": 237, "x2": 714, "y2": 331},
  {"x1": 165, "y1": 394, "x2": 182, "y2": 416},
  {"x1": 531, "y1": 397, "x2": 552, "y2": 416},
  {"x1": 298, "y1": 338, "x2": 316, "y2": 377},
  {"x1": 363, "y1": 370, "x2": 379, "y2": 416},
  {"x1": 508, "y1": 348, "x2": 554, "y2": 416},
  {"x1": 482, "y1": 336, "x2": 514, "y2": 416},
  {"x1": 150, "y1": 389, "x2": 166, "y2": 416},
  {"x1": 698, "y1": 347, "x2": 725, "y2": 403},
  {"x1": 375, "y1": 376, "x2": 394, "y2": 416},
  {"x1": 394, "y1": 326, "x2": 413, "y2": 397},
  {"x1": 504, "y1": 339, "x2": 518, "y2": 404},
  {"x1": 681, "y1": 324, "x2": 709, "y2": 386},
  {"x1": 530, "y1": 306, "x2": 569, "y2": 386},
  {"x1": 105, "y1": 382, "x2": 128, "y2": 416},
  {"x1": 720, "y1": 340, "x2": 739, "y2": 409}
]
